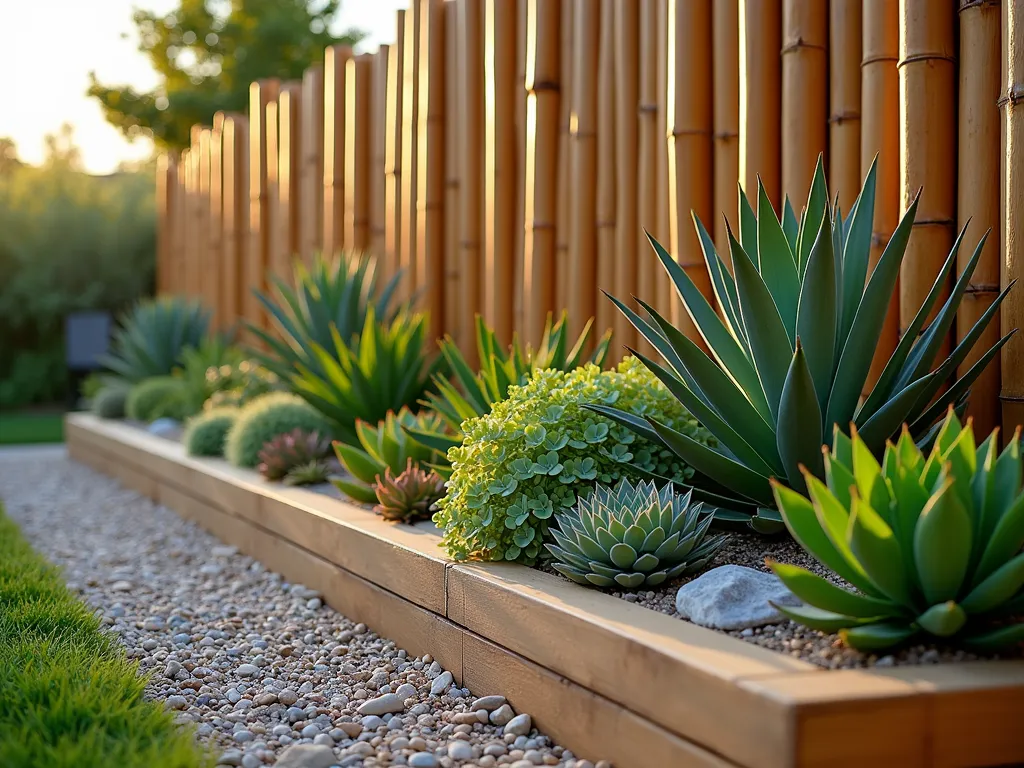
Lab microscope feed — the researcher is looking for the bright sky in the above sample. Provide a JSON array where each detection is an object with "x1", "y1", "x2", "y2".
[{"x1": 0, "y1": 0, "x2": 404, "y2": 174}]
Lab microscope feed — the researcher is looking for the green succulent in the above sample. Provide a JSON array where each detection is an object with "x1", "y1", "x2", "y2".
[
  {"x1": 224, "y1": 392, "x2": 334, "y2": 468},
  {"x1": 257, "y1": 428, "x2": 332, "y2": 481},
  {"x1": 408, "y1": 312, "x2": 613, "y2": 457},
  {"x1": 183, "y1": 406, "x2": 240, "y2": 457},
  {"x1": 332, "y1": 407, "x2": 446, "y2": 504},
  {"x1": 597, "y1": 157, "x2": 1014, "y2": 533},
  {"x1": 99, "y1": 297, "x2": 210, "y2": 384},
  {"x1": 771, "y1": 410, "x2": 1024, "y2": 652},
  {"x1": 126, "y1": 377, "x2": 192, "y2": 423},
  {"x1": 204, "y1": 361, "x2": 282, "y2": 410},
  {"x1": 547, "y1": 478, "x2": 727, "y2": 589},
  {"x1": 92, "y1": 386, "x2": 128, "y2": 419},
  {"x1": 374, "y1": 460, "x2": 447, "y2": 522},
  {"x1": 175, "y1": 336, "x2": 247, "y2": 413},
  {"x1": 283, "y1": 459, "x2": 332, "y2": 487},
  {"x1": 435, "y1": 358, "x2": 711, "y2": 565}
]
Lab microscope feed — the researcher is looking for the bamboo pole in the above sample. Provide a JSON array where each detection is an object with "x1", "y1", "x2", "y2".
[
  {"x1": 198, "y1": 128, "x2": 215, "y2": 316},
  {"x1": 568, "y1": 0, "x2": 599, "y2": 341},
  {"x1": 345, "y1": 55, "x2": 372, "y2": 253},
  {"x1": 265, "y1": 100, "x2": 280, "y2": 285},
  {"x1": 899, "y1": 0, "x2": 956, "y2": 358},
  {"x1": 484, "y1": 0, "x2": 518, "y2": 344},
  {"x1": 444, "y1": 0, "x2": 461, "y2": 345},
  {"x1": 955, "y1": 0, "x2": 1002, "y2": 436},
  {"x1": 385, "y1": 11, "x2": 406, "y2": 285},
  {"x1": 248, "y1": 79, "x2": 279, "y2": 333},
  {"x1": 636, "y1": 0, "x2": 659, "y2": 344},
  {"x1": 1001, "y1": 0, "x2": 1024, "y2": 433},
  {"x1": 712, "y1": 0, "x2": 740, "y2": 268},
  {"x1": 555, "y1": 0, "x2": 574, "y2": 317},
  {"x1": 371, "y1": 48, "x2": 390, "y2": 266},
  {"x1": 781, "y1": 0, "x2": 828, "y2": 204},
  {"x1": 222, "y1": 115, "x2": 248, "y2": 333},
  {"x1": 300, "y1": 65, "x2": 324, "y2": 265},
  {"x1": 655, "y1": 0, "x2": 671, "y2": 312},
  {"x1": 861, "y1": 0, "x2": 900, "y2": 392},
  {"x1": 457, "y1": 0, "x2": 484, "y2": 359},
  {"x1": 183, "y1": 146, "x2": 196, "y2": 300},
  {"x1": 417, "y1": 0, "x2": 447, "y2": 339},
  {"x1": 614, "y1": 0, "x2": 639, "y2": 355},
  {"x1": 522, "y1": 0, "x2": 560, "y2": 345},
  {"x1": 177, "y1": 151, "x2": 188, "y2": 298},
  {"x1": 515, "y1": 0, "x2": 529, "y2": 335},
  {"x1": 401, "y1": 2, "x2": 423, "y2": 301},
  {"x1": 829, "y1": 0, "x2": 862, "y2": 209},
  {"x1": 156, "y1": 153, "x2": 177, "y2": 296},
  {"x1": 209, "y1": 118, "x2": 224, "y2": 328},
  {"x1": 278, "y1": 82, "x2": 302, "y2": 282},
  {"x1": 739, "y1": 0, "x2": 781, "y2": 204},
  {"x1": 596, "y1": 0, "x2": 617, "y2": 341},
  {"x1": 323, "y1": 46, "x2": 353, "y2": 259},
  {"x1": 666, "y1": 0, "x2": 713, "y2": 343}
]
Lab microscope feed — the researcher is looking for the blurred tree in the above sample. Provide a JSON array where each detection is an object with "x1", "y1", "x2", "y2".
[
  {"x1": 0, "y1": 138, "x2": 21, "y2": 175},
  {"x1": 89, "y1": 0, "x2": 362, "y2": 150}
]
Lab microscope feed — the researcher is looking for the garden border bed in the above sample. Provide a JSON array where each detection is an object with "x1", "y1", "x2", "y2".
[{"x1": 66, "y1": 412, "x2": 1024, "y2": 768}]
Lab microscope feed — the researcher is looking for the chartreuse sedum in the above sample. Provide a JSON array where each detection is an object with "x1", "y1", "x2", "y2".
[
  {"x1": 770, "y1": 411, "x2": 1024, "y2": 652},
  {"x1": 594, "y1": 156, "x2": 1015, "y2": 533}
]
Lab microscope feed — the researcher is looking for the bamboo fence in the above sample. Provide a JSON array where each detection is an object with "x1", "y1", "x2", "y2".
[{"x1": 157, "y1": 1, "x2": 1024, "y2": 433}]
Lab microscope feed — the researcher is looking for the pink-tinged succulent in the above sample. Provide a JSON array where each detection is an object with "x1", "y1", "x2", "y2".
[
  {"x1": 257, "y1": 429, "x2": 332, "y2": 482},
  {"x1": 373, "y1": 459, "x2": 447, "y2": 523}
]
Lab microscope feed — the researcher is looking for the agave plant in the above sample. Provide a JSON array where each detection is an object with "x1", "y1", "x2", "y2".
[
  {"x1": 332, "y1": 407, "x2": 446, "y2": 503},
  {"x1": 594, "y1": 157, "x2": 1015, "y2": 532},
  {"x1": 99, "y1": 297, "x2": 210, "y2": 384},
  {"x1": 546, "y1": 479, "x2": 728, "y2": 589},
  {"x1": 407, "y1": 312, "x2": 613, "y2": 456},
  {"x1": 257, "y1": 429, "x2": 333, "y2": 482},
  {"x1": 283, "y1": 459, "x2": 332, "y2": 487},
  {"x1": 770, "y1": 411, "x2": 1024, "y2": 652},
  {"x1": 373, "y1": 460, "x2": 447, "y2": 522}
]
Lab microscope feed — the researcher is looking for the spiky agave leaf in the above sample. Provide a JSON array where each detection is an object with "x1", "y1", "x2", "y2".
[
  {"x1": 373, "y1": 459, "x2": 447, "y2": 522},
  {"x1": 599, "y1": 155, "x2": 1015, "y2": 524},
  {"x1": 770, "y1": 410, "x2": 1024, "y2": 651},
  {"x1": 545, "y1": 478, "x2": 728, "y2": 590}
]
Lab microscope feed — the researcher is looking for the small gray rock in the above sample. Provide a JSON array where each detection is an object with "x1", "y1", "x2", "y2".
[
  {"x1": 394, "y1": 682, "x2": 417, "y2": 699},
  {"x1": 147, "y1": 417, "x2": 180, "y2": 436},
  {"x1": 489, "y1": 704, "x2": 514, "y2": 726},
  {"x1": 217, "y1": 749, "x2": 244, "y2": 766},
  {"x1": 233, "y1": 730, "x2": 254, "y2": 743},
  {"x1": 674, "y1": 564, "x2": 801, "y2": 630},
  {"x1": 236, "y1": 663, "x2": 259, "y2": 677},
  {"x1": 110, "y1": 580, "x2": 133, "y2": 592},
  {"x1": 503, "y1": 713, "x2": 532, "y2": 737},
  {"x1": 241, "y1": 754, "x2": 262, "y2": 768},
  {"x1": 312, "y1": 733, "x2": 334, "y2": 746},
  {"x1": 164, "y1": 660, "x2": 182, "y2": 678},
  {"x1": 408, "y1": 754, "x2": 438, "y2": 768},
  {"x1": 357, "y1": 692, "x2": 404, "y2": 715},
  {"x1": 277, "y1": 689, "x2": 299, "y2": 706},
  {"x1": 272, "y1": 744, "x2": 338, "y2": 768},
  {"x1": 300, "y1": 724, "x2": 320, "y2": 738},
  {"x1": 429, "y1": 670, "x2": 453, "y2": 695},
  {"x1": 447, "y1": 741, "x2": 474, "y2": 761},
  {"x1": 471, "y1": 695, "x2": 506, "y2": 711},
  {"x1": 165, "y1": 695, "x2": 187, "y2": 710},
  {"x1": 360, "y1": 715, "x2": 385, "y2": 730}
]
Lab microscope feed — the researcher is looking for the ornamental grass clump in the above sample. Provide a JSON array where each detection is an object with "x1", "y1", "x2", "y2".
[
  {"x1": 99, "y1": 297, "x2": 210, "y2": 384},
  {"x1": 771, "y1": 411, "x2": 1024, "y2": 652},
  {"x1": 183, "y1": 406, "x2": 239, "y2": 457},
  {"x1": 547, "y1": 479, "x2": 727, "y2": 589},
  {"x1": 435, "y1": 358, "x2": 710, "y2": 564},
  {"x1": 125, "y1": 377, "x2": 191, "y2": 423},
  {"x1": 92, "y1": 385, "x2": 128, "y2": 419}
]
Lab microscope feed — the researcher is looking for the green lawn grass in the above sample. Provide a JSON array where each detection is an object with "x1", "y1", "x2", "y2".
[
  {"x1": 0, "y1": 507, "x2": 211, "y2": 768},
  {"x1": 0, "y1": 412, "x2": 65, "y2": 445}
]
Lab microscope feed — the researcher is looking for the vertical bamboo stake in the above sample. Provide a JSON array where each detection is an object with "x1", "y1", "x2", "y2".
[
  {"x1": 156, "y1": 153, "x2": 177, "y2": 296},
  {"x1": 739, "y1": 0, "x2": 782, "y2": 203},
  {"x1": 184, "y1": 146, "x2": 196, "y2": 300},
  {"x1": 401, "y1": 3, "x2": 423, "y2": 300},
  {"x1": 655, "y1": 0, "x2": 671, "y2": 312},
  {"x1": 177, "y1": 153, "x2": 188, "y2": 298},
  {"x1": 523, "y1": 0, "x2": 560, "y2": 344},
  {"x1": 300, "y1": 65, "x2": 324, "y2": 264},
  {"x1": 222, "y1": 115, "x2": 248, "y2": 333},
  {"x1": 444, "y1": 0, "x2": 462, "y2": 345},
  {"x1": 829, "y1": 0, "x2": 862, "y2": 208},
  {"x1": 385, "y1": 11, "x2": 406, "y2": 284},
  {"x1": 713, "y1": 0, "x2": 740, "y2": 267},
  {"x1": 596, "y1": 0, "x2": 617, "y2": 340},
  {"x1": 781, "y1": 0, "x2": 828, "y2": 204},
  {"x1": 636, "y1": 0, "x2": 659, "y2": 342},
  {"x1": 614, "y1": 0, "x2": 639, "y2": 354},
  {"x1": 417, "y1": 0, "x2": 447, "y2": 338},
  {"x1": 371, "y1": 48, "x2": 390, "y2": 265},
  {"x1": 555, "y1": 0, "x2": 574, "y2": 316},
  {"x1": 899, "y1": 0, "x2": 956, "y2": 357},
  {"x1": 265, "y1": 100, "x2": 280, "y2": 285},
  {"x1": 484, "y1": 0, "x2": 518, "y2": 343},
  {"x1": 323, "y1": 46, "x2": 353, "y2": 259},
  {"x1": 278, "y1": 82, "x2": 302, "y2": 282},
  {"x1": 248, "y1": 79, "x2": 279, "y2": 333},
  {"x1": 516, "y1": 0, "x2": 529, "y2": 334},
  {"x1": 956, "y1": 0, "x2": 1002, "y2": 436},
  {"x1": 457, "y1": 0, "x2": 484, "y2": 358},
  {"x1": 345, "y1": 55, "x2": 372, "y2": 253},
  {"x1": 198, "y1": 128, "x2": 215, "y2": 316},
  {"x1": 1002, "y1": 0, "x2": 1024, "y2": 433},
  {"x1": 569, "y1": 0, "x2": 599, "y2": 340},
  {"x1": 861, "y1": 0, "x2": 900, "y2": 392},
  {"x1": 209, "y1": 118, "x2": 224, "y2": 328}
]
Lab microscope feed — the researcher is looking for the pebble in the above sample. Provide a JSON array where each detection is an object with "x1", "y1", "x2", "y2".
[
  {"x1": 489, "y1": 704, "x2": 515, "y2": 726},
  {"x1": 218, "y1": 749, "x2": 243, "y2": 766},
  {"x1": 408, "y1": 754, "x2": 439, "y2": 768},
  {"x1": 357, "y1": 692, "x2": 405, "y2": 715},
  {"x1": 430, "y1": 670, "x2": 454, "y2": 695},
  {"x1": 236, "y1": 663, "x2": 259, "y2": 677},
  {"x1": 504, "y1": 714, "x2": 532, "y2": 737},
  {"x1": 166, "y1": 695, "x2": 188, "y2": 710},
  {"x1": 471, "y1": 695, "x2": 507, "y2": 711},
  {"x1": 273, "y1": 744, "x2": 337, "y2": 768},
  {"x1": 448, "y1": 741, "x2": 474, "y2": 760}
]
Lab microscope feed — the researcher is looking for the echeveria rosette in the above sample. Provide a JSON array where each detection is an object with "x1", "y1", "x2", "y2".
[
  {"x1": 769, "y1": 410, "x2": 1024, "y2": 652},
  {"x1": 434, "y1": 358, "x2": 711, "y2": 564}
]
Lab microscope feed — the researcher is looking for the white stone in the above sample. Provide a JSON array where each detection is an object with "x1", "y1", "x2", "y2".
[
  {"x1": 488, "y1": 704, "x2": 514, "y2": 726},
  {"x1": 357, "y1": 692, "x2": 405, "y2": 716},
  {"x1": 471, "y1": 695, "x2": 506, "y2": 711},
  {"x1": 674, "y1": 564, "x2": 802, "y2": 630},
  {"x1": 408, "y1": 754, "x2": 438, "y2": 768},
  {"x1": 447, "y1": 741, "x2": 474, "y2": 761},
  {"x1": 272, "y1": 744, "x2": 338, "y2": 768},
  {"x1": 236, "y1": 664, "x2": 259, "y2": 677},
  {"x1": 429, "y1": 670, "x2": 453, "y2": 695},
  {"x1": 147, "y1": 418, "x2": 180, "y2": 436},
  {"x1": 395, "y1": 682, "x2": 417, "y2": 699},
  {"x1": 503, "y1": 713, "x2": 532, "y2": 737}
]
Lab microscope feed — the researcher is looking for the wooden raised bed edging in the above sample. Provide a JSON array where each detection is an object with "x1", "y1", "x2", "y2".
[{"x1": 66, "y1": 413, "x2": 1024, "y2": 768}]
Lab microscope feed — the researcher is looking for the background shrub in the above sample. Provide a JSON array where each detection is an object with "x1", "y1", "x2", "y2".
[
  {"x1": 92, "y1": 386, "x2": 128, "y2": 419},
  {"x1": 183, "y1": 407, "x2": 239, "y2": 457},
  {"x1": 435, "y1": 358, "x2": 712, "y2": 565},
  {"x1": 125, "y1": 377, "x2": 190, "y2": 423},
  {"x1": 224, "y1": 392, "x2": 333, "y2": 468}
]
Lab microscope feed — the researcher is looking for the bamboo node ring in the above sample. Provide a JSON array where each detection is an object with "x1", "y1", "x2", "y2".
[
  {"x1": 964, "y1": 283, "x2": 1002, "y2": 295},
  {"x1": 780, "y1": 38, "x2": 826, "y2": 54},
  {"x1": 828, "y1": 111, "x2": 861, "y2": 125},
  {"x1": 713, "y1": 131, "x2": 740, "y2": 140},
  {"x1": 912, "y1": 217, "x2": 957, "y2": 227},
  {"x1": 669, "y1": 129, "x2": 713, "y2": 138},
  {"x1": 897, "y1": 53, "x2": 957, "y2": 68},
  {"x1": 998, "y1": 86, "x2": 1024, "y2": 108},
  {"x1": 861, "y1": 55, "x2": 899, "y2": 67},
  {"x1": 957, "y1": 0, "x2": 1001, "y2": 11},
  {"x1": 527, "y1": 81, "x2": 560, "y2": 93}
]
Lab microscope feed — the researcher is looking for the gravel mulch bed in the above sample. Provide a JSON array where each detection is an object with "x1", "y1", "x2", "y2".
[{"x1": 0, "y1": 452, "x2": 608, "y2": 768}]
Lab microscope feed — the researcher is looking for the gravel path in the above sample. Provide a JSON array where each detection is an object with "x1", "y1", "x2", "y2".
[{"x1": 0, "y1": 452, "x2": 606, "y2": 768}]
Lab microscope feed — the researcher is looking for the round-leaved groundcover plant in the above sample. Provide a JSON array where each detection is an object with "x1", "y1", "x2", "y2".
[{"x1": 434, "y1": 358, "x2": 712, "y2": 564}]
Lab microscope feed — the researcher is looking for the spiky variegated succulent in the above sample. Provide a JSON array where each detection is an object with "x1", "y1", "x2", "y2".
[
  {"x1": 546, "y1": 479, "x2": 728, "y2": 589},
  {"x1": 333, "y1": 408, "x2": 446, "y2": 503},
  {"x1": 257, "y1": 429, "x2": 333, "y2": 482},
  {"x1": 374, "y1": 460, "x2": 447, "y2": 522},
  {"x1": 771, "y1": 410, "x2": 1024, "y2": 652},
  {"x1": 282, "y1": 459, "x2": 332, "y2": 487}
]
